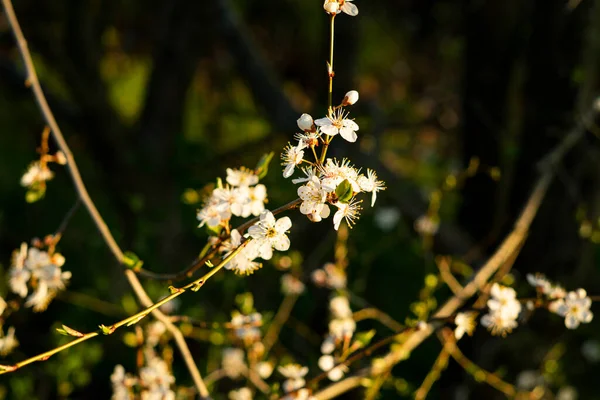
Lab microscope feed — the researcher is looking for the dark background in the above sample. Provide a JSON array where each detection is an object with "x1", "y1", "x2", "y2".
[{"x1": 1, "y1": 0, "x2": 600, "y2": 398}]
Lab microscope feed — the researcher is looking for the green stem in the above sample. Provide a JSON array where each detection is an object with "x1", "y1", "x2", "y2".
[{"x1": 327, "y1": 14, "x2": 336, "y2": 116}]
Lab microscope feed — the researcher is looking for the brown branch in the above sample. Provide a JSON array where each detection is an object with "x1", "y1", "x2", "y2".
[
  {"x1": 435, "y1": 256, "x2": 464, "y2": 296},
  {"x1": 312, "y1": 105, "x2": 598, "y2": 399},
  {"x1": 414, "y1": 347, "x2": 450, "y2": 400},
  {"x1": 0, "y1": 1, "x2": 209, "y2": 397}
]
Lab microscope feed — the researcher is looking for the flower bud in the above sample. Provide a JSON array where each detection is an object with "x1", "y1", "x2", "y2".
[
  {"x1": 342, "y1": 90, "x2": 359, "y2": 106},
  {"x1": 297, "y1": 113, "x2": 315, "y2": 132},
  {"x1": 323, "y1": 0, "x2": 339, "y2": 14},
  {"x1": 55, "y1": 151, "x2": 67, "y2": 165}
]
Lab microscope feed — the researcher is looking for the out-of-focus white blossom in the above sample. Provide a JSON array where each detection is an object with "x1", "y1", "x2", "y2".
[
  {"x1": 278, "y1": 364, "x2": 309, "y2": 393},
  {"x1": 555, "y1": 289, "x2": 593, "y2": 329},
  {"x1": 229, "y1": 387, "x2": 253, "y2": 400},
  {"x1": 20, "y1": 161, "x2": 54, "y2": 188},
  {"x1": 327, "y1": 296, "x2": 356, "y2": 340},
  {"x1": 480, "y1": 283, "x2": 521, "y2": 336},
  {"x1": 281, "y1": 274, "x2": 305, "y2": 295},
  {"x1": 315, "y1": 110, "x2": 359, "y2": 143},
  {"x1": 230, "y1": 312, "x2": 263, "y2": 343},
  {"x1": 320, "y1": 336, "x2": 336, "y2": 354},
  {"x1": 0, "y1": 326, "x2": 18, "y2": 355},
  {"x1": 414, "y1": 215, "x2": 439, "y2": 236},
  {"x1": 454, "y1": 312, "x2": 477, "y2": 340},
  {"x1": 223, "y1": 348, "x2": 247, "y2": 379},
  {"x1": 145, "y1": 321, "x2": 166, "y2": 348},
  {"x1": 247, "y1": 211, "x2": 292, "y2": 260},
  {"x1": 526, "y1": 273, "x2": 566, "y2": 300},
  {"x1": 255, "y1": 361, "x2": 274, "y2": 379},
  {"x1": 318, "y1": 354, "x2": 347, "y2": 381},
  {"x1": 516, "y1": 370, "x2": 543, "y2": 390},
  {"x1": 111, "y1": 365, "x2": 135, "y2": 400},
  {"x1": 374, "y1": 207, "x2": 400, "y2": 231},
  {"x1": 556, "y1": 386, "x2": 578, "y2": 400},
  {"x1": 7, "y1": 241, "x2": 70, "y2": 311},
  {"x1": 311, "y1": 263, "x2": 347, "y2": 289},
  {"x1": 138, "y1": 350, "x2": 176, "y2": 400}
]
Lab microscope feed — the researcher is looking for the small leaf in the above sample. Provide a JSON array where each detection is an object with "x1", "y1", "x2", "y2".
[
  {"x1": 255, "y1": 152, "x2": 275, "y2": 180},
  {"x1": 205, "y1": 260, "x2": 214, "y2": 268},
  {"x1": 25, "y1": 188, "x2": 45, "y2": 203},
  {"x1": 190, "y1": 282, "x2": 203, "y2": 292},
  {"x1": 216, "y1": 177, "x2": 223, "y2": 189},
  {"x1": 335, "y1": 179, "x2": 353, "y2": 203},
  {"x1": 123, "y1": 251, "x2": 144, "y2": 271},
  {"x1": 205, "y1": 224, "x2": 223, "y2": 237},
  {"x1": 353, "y1": 329, "x2": 376, "y2": 349},
  {"x1": 57, "y1": 324, "x2": 84, "y2": 338},
  {"x1": 99, "y1": 324, "x2": 116, "y2": 335},
  {"x1": 126, "y1": 315, "x2": 146, "y2": 327},
  {"x1": 168, "y1": 286, "x2": 181, "y2": 294}
]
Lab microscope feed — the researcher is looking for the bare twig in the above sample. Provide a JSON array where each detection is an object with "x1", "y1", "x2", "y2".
[
  {"x1": 0, "y1": 1, "x2": 209, "y2": 396},
  {"x1": 414, "y1": 347, "x2": 450, "y2": 400},
  {"x1": 262, "y1": 294, "x2": 299, "y2": 356},
  {"x1": 435, "y1": 256, "x2": 464, "y2": 296}
]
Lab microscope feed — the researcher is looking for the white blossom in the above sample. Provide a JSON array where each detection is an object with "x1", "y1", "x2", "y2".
[
  {"x1": 330, "y1": 296, "x2": 352, "y2": 319},
  {"x1": 315, "y1": 109, "x2": 359, "y2": 142},
  {"x1": 0, "y1": 326, "x2": 18, "y2": 355},
  {"x1": 298, "y1": 176, "x2": 331, "y2": 222},
  {"x1": 480, "y1": 283, "x2": 521, "y2": 336},
  {"x1": 223, "y1": 348, "x2": 247, "y2": 379},
  {"x1": 247, "y1": 211, "x2": 292, "y2": 260},
  {"x1": 281, "y1": 144, "x2": 305, "y2": 178},
  {"x1": 229, "y1": 387, "x2": 253, "y2": 400},
  {"x1": 311, "y1": 263, "x2": 347, "y2": 289},
  {"x1": 111, "y1": 365, "x2": 134, "y2": 400},
  {"x1": 357, "y1": 169, "x2": 386, "y2": 206},
  {"x1": 231, "y1": 312, "x2": 262, "y2": 343},
  {"x1": 555, "y1": 289, "x2": 593, "y2": 329},
  {"x1": 323, "y1": 0, "x2": 358, "y2": 16},
  {"x1": 318, "y1": 355, "x2": 347, "y2": 381},
  {"x1": 278, "y1": 364, "x2": 309, "y2": 393},
  {"x1": 281, "y1": 274, "x2": 306, "y2": 295},
  {"x1": 255, "y1": 361, "x2": 274, "y2": 379},
  {"x1": 226, "y1": 168, "x2": 259, "y2": 187},
  {"x1": 20, "y1": 161, "x2": 54, "y2": 188},
  {"x1": 342, "y1": 90, "x2": 359, "y2": 106},
  {"x1": 320, "y1": 158, "x2": 361, "y2": 193},
  {"x1": 9, "y1": 243, "x2": 30, "y2": 298},
  {"x1": 333, "y1": 199, "x2": 362, "y2": 230},
  {"x1": 242, "y1": 184, "x2": 267, "y2": 217},
  {"x1": 297, "y1": 113, "x2": 316, "y2": 133},
  {"x1": 454, "y1": 312, "x2": 477, "y2": 340}
]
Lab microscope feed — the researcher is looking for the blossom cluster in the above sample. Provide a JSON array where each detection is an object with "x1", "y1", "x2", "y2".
[
  {"x1": 480, "y1": 283, "x2": 522, "y2": 336},
  {"x1": 8, "y1": 238, "x2": 71, "y2": 312},
  {"x1": 111, "y1": 349, "x2": 176, "y2": 400},
  {"x1": 278, "y1": 364, "x2": 314, "y2": 400},
  {"x1": 527, "y1": 273, "x2": 593, "y2": 329},
  {"x1": 218, "y1": 210, "x2": 292, "y2": 275},
  {"x1": 197, "y1": 168, "x2": 267, "y2": 229},
  {"x1": 20, "y1": 131, "x2": 66, "y2": 203},
  {"x1": 281, "y1": 92, "x2": 386, "y2": 231}
]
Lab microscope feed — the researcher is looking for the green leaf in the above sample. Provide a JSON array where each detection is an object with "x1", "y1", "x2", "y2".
[
  {"x1": 25, "y1": 188, "x2": 45, "y2": 203},
  {"x1": 255, "y1": 152, "x2": 275, "y2": 180},
  {"x1": 353, "y1": 330, "x2": 376, "y2": 349},
  {"x1": 57, "y1": 324, "x2": 84, "y2": 338},
  {"x1": 335, "y1": 179, "x2": 353, "y2": 203},
  {"x1": 99, "y1": 324, "x2": 115, "y2": 335},
  {"x1": 123, "y1": 251, "x2": 144, "y2": 271}
]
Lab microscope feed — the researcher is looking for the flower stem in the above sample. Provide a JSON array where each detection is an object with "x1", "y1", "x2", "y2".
[{"x1": 328, "y1": 14, "x2": 336, "y2": 116}]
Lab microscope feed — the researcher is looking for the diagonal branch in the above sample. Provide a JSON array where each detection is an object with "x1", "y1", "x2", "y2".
[{"x1": 0, "y1": 0, "x2": 209, "y2": 396}]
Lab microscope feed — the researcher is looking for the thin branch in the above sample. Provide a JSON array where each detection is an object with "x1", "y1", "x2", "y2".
[
  {"x1": 414, "y1": 347, "x2": 450, "y2": 400},
  {"x1": 0, "y1": 1, "x2": 209, "y2": 396},
  {"x1": 435, "y1": 256, "x2": 464, "y2": 296},
  {"x1": 135, "y1": 198, "x2": 302, "y2": 282},
  {"x1": 262, "y1": 294, "x2": 299, "y2": 356},
  {"x1": 312, "y1": 105, "x2": 599, "y2": 399}
]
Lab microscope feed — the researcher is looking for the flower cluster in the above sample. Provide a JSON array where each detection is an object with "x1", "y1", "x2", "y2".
[
  {"x1": 219, "y1": 211, "x2": 292, "y2": 275},
  {"x1": 281, "y1": 91, "x2": 385, "y2": 231},
  {"x1": 316, "y1": 295, "x2": 355, "y2": 381},
  {"x1": 197, "y1": 168, "x2": 267, "y2": 229},
  {"x1": 323, "y1": 0, "x2": 359, "y2": 16},
  {"x1": 8, "y1": 238, "x2": 71, "y2": 312},
  {"x1": 527, "y1": 273, "x2": 593, "y2": 329},
  {"x1": 454, "y1": 311, "x2": 477, "y2": 340},
  {"x1": 230, "y1": 310, "x2": 263, "y2": 345},
  {"x1": 480, "y1": 283, "x2": 522, "y2": 336},
  {"x1": 20, "y1": 128, "x2": 67, "y2": 203},
  {"x1": 111, "y1": 349, "x2": 176, "y2": 400},
  {"x1": 278, "y1": 364, "x2": 313, "y2": 400}
]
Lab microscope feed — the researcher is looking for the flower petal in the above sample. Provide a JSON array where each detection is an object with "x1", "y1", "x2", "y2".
[
  {"x1": 276, "y1": 216, "x2": 292, "y2": 232},
  {"x1": 320, "y1": 125, "x2": 339, "y2": 136},
  {"x1": 339, "y1": 127, "x2": 357, "y2": 142},
  {"x1": 341, "y1": 1, "x2": 358, "y2": 16}
]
